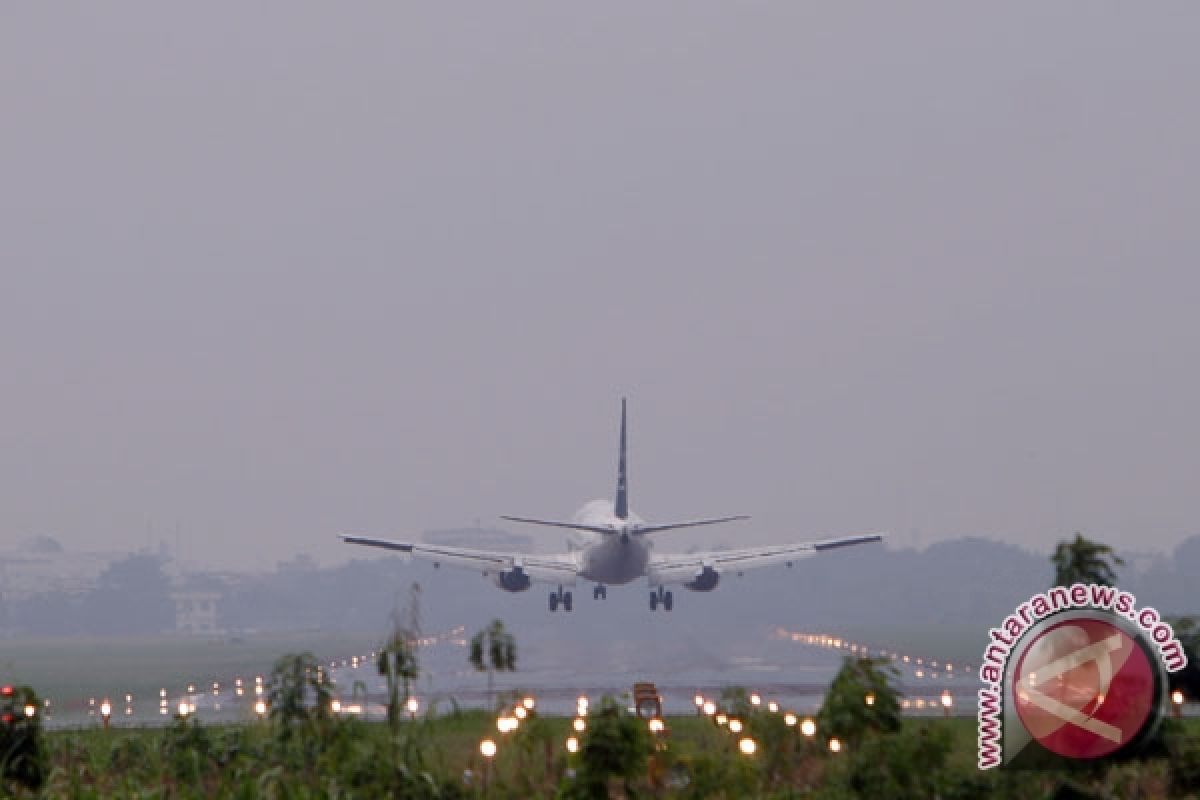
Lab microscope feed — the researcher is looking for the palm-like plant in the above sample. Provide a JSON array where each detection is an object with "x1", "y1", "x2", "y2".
[
  {"x1": 1052, "y1": 533, "x2": 1125, "y2": 587},
  {"x1": 377, "y1": 627, "x2": 419, "y2": 734},
  {"x1": 470, "y1": 619, "x2": 517, "y2": 708}
]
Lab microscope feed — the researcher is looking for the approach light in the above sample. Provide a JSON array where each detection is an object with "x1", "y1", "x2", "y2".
[
  {"x1": 865, "y1": 693, "x2": 875, "y2": 707},
  {"x1": 566, "y1": 736, "x2": 579, "y2": 753},
  {"x1": 738, "y1": 737, "x2": 757, "y2": 755},
  {"x1": 784, "y1": 713, "x2": 797, "y2": 726},
  {"x1": 522, "y1": 696, "x2": 535, "y2": 710},
  {"x1": 480, "y1": 739, "x2": 497, "y2": 758},
  {"x1": 800, "y1": 718, "x2": 816, "y2": 737},
  {"x1": 649, "y1": 718, "x2": 665, "y2": 734},
  {"x1": 829, "y1": 737, "x2": 842, "y2": 753},
  {"x1": 728, "y1": 719, "x2": 743, "y2": 734},
  {"x1": 573, "y1": 717, "x2": 586, "y2": 732}
]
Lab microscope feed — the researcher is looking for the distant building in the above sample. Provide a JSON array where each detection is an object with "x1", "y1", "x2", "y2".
[
  {"x1": 422, "y1": 527, "x2": 534, "y2": 552},
  {"x1": 171, "y1": 575, "x2": 227, "y2": 636},
  {"x1": 0, "y1": 537, "x2": 132, "y2": 599}
]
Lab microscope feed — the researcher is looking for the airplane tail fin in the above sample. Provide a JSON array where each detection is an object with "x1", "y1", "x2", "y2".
[{"x1": 615, "y1": 398, "x2": 629, "y2": 520}]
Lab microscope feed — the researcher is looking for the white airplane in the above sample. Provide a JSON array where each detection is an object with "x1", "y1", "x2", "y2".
[{"x1": 341, "y1": 400, "x2": 884, "y2": 612}]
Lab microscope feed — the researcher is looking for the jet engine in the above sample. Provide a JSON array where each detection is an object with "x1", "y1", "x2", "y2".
[
  {"x1": 683, "y1": 565, "x2": 719, "y2": 592},
  {"x1": 492, "y1": 566, "x2": 531, "y2": 592}
]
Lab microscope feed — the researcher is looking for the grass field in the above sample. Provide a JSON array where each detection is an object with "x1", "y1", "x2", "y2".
[
  {"x1": 21, "y1": 712, "x2": 1200, "y2": 798},
  {"x1": 0, "y1": 631, "x2": 377, "y2": 710}
]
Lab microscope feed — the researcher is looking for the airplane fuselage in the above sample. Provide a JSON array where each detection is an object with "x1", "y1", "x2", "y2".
[{"x1": 577, "y1": 531, "x2": 650, "y2": 585}]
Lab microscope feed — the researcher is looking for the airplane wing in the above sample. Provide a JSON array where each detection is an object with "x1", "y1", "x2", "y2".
[
  {"x1": 339, "y1": 534, "x2": 579, "y2": 585},
  {"x1": 646, "y1": 533, "x2": 884, "y2": 585}
]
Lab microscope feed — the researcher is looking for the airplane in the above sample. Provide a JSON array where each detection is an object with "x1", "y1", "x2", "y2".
[{"x1": 341, "y1": 399, "x2": 884, "y2": 612}]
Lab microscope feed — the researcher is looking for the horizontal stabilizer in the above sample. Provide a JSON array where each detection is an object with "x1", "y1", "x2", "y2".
[
  {"x1": 500, "y1": 515, "x2": 616, "y2": 535},
  {"x1": 635, "y1": 515, "x2": 751, "y2": 535}
]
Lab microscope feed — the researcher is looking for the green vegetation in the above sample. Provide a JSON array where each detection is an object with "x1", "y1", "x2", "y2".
[
  {"x1": 469, "y1": 619, "x2": 517, "y2": 710},
  {"x1": 1, "y1": 708, "x2": 1194, "y2": 798},
  {"x1": 1051, "y1": 532, "x2": 1125, "y2": 587}
]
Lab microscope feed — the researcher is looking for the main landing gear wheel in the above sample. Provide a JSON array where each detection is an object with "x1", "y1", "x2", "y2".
[
  {"x1": 593, "y1": 585, "x2": 607, "y2": 600},
  {"x1": 649, "y1": 586, "x2": 673, "y2": 612},
  {"x1": 549, "y1": 585, "x2": 572, "y2": 612}
]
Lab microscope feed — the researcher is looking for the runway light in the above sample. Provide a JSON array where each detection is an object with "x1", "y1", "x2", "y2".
[
  {"x1": 784, "y1": 713, "x2": 797, "y2": 726},
  {"x1": 829, "y1": 737, "x2": 842, "y2": 754},
  {"x1": 800, "y1": 718, "x2": 816, "y2": 737},
  {"x1": 767, "y1": 701, "x2": 779, "y2": 713},
  {"x1": 738, "y1": 737, "x2": 757, "y2": 755},
  {"x1": 254, "y1": 700, "x2": 267, "y2": 717},
  {"x1": 522, "y1": 696, "x2": 535, "y2": 710},
  {"x1": 941, "y1": 691, "x2": 954, "y2": 709},
  {"x1": 23, "y1": 704, "x2": 35, "y2": 719},
  {"x1": 649, "y1": 718, "x2": 665, "y2": 734},
  {"x1": 177, "y1": 701, "x2": 190, "y2": 717},
  {"x1": 480, "y1": 739, "x2": 497, "y2": 758},
  {"x1": 702, "y1": 701, "x2": 716, "y2": 716},
  {"x1": 750, "y1": 693, "x2": 761, "y2": 706},
  {"x1": 331, "y1": 700, "x2": 342, "y2": 714},
  {"x1": 865, "y1": 693, "x2": 876, "y2": 707},
  {"x1": 694, "y1": 694, "x2": 705, "y2": 707},
  {"x1": 715, "y1": 713, "x2": 728, "y2": 726},
  {"x1": 574, "y1": 717, "x2": 586, "y2": 732},
  {"x1": 566, "y1": 736, "x2": 579, "y2": 754},
  {"x1": 406, "y1": 697, "x2": 419, "y2": 715},
  {"x1": 515, "y1": 705, "x2": 528, "y2": 720},
  {"x1": 1173, "y1": 690, "x2": 1185, "y2": 717},
  {"x1": 728, "y1": 719, "x2": 743, "y2": 734}
]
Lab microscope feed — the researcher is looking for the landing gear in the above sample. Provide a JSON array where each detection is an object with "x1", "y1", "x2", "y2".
[
  {"x1": 649, "y1": 587, "x2": 674, "y2": 612},
  {"x1": 593, "y1": 585, "x2": 608, "y2": 600},
  {"x1": 549, "y1": 585, "x2": 573, "y2": 612}
]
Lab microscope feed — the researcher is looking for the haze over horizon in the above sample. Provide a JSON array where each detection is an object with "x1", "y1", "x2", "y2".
[{"x1": 3, "y1": 4, "x2": 1198, "y2": 571}]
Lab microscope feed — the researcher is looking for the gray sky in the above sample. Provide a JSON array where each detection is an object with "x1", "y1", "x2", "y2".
[{"x1": 3, "y1": 4, "x2": 1198, "y2": 569}]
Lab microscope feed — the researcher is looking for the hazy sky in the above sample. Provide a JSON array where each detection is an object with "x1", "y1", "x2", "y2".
[{"x1": 3, "y1": 4, "x2": 1198, "y2": 569}]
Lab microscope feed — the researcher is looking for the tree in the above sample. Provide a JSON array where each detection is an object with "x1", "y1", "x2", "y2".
[
  {"x1": 469, "y1": 619, "x2": 516, "y2": 708},
  {"x1": 377, "y1": 626, "x2": 419, "y2": 734},
  {"x1": 0, "y1": 685, "x2": 45, "y2": 793},
  {"x1": 818, "y1": 657, "x2": 902, "y2": 748},
  {"x1": 267, "y1": 651, "x2": 333, "y2": 746},
  {"x1": 1052, "y1": 533, "x2": 1124, "y2": 587},
  {"x1": 563, "y1": 696, "x2": 650, "y2": 799}
]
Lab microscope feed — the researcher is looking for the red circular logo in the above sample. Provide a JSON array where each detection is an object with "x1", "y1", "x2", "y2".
[{"x1": 1013, "y1": 617, "x2": 1156, "y2": 760}]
